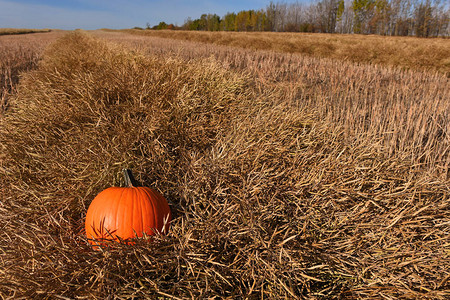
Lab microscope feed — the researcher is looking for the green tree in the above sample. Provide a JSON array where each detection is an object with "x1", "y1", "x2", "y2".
[
  {"x1": 415, "y1": 1, "x2": 434, "y2": 37},
  {"x1": 206, "y1": 14, "x2": 221, "y2": 31},
  {"x1": 337, "y1": 0, "x2": 345, "y2": 22},
  {"x1": 316, "y1": 0, "x2": 344, "y2": 33},
  {"x1": 153, "y1": 22, "x2": 168, "y2": 30},
  {"x1": 352, "y1": 0, "x2": 376, "y2": 33},
  {"x1": 370, "y1": 0, "x2": 391, "y2": 35},
  {"x1": 222, "y1": 13, "x2": 236, "y2": 31},
  {"x1": 265, "y1": 1, "x2": 277, "y2": 31},
  {"x1": 255, "y1": 10, "x2": 267, "y2": 31},
  {"x1": 235, "y1": 10, "x2": 249, "y2": 31}
]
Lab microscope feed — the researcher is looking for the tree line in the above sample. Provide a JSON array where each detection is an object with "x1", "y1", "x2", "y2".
[{"x1": 151, "y1": 0, "x2": 449, "y2": 37}]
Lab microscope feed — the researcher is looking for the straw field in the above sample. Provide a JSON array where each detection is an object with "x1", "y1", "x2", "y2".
[
  {"x1": 0, "y1": 30, "x2": 449, "y2": 299},
  {"x1": 0, "y1": 28, "x2": 51, "y2": 36},
  {"x1": 119, "y1": 29, "x2": 450, "y2": 76},
  {"x1": 0, "y1": 31, "x2": 64, "y2": 116}
]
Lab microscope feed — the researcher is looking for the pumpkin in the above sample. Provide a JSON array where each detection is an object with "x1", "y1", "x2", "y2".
[{"x1": 85, "y1": 169, "x2": 171, "y2": 246}]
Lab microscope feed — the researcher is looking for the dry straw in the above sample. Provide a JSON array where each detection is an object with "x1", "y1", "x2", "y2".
[
  {"x1": 0, "y1": 31, "x2": 64, "y2": 116},
  {"x1": 0, "y1": 31, "x2": 449, "y2": 299},
  {"x1": 120, "y1": 29, "x2": 450, "y2": 76},
  {"x1": 96, "y1": 30, "x2": 450, "y2": 180},
  {"x1": 0, "y1": 28, "x2": 51, "y2": 35}
]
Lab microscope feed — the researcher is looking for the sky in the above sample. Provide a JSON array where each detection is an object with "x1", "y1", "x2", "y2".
[{"x1": 0, "y1": 0, "x2": 274, "y2": 30}]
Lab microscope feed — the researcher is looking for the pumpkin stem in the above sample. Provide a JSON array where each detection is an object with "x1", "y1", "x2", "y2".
[{"x1": 123, "y1": 169, "x2": 139, "y2": 187}]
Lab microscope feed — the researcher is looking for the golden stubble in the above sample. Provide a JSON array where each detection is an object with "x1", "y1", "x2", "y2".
[{"x1": 0, "y1": 30, "x2": 448, "y2": 299}]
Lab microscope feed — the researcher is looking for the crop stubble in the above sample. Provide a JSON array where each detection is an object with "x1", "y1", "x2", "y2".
[{"x1": 0, "y1": 31, "x2": 448, "y2": 299}]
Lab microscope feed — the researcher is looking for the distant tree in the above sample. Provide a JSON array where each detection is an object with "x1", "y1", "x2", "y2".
[
  {"x1": 337, "y1": 0, "x2": 345, "y2": 23},
  {"x1": 352, "y1": 0, "x2": 376, "y2": 33},
  {"x1": 235, "y1": 10, "x2": 250, "y2": 31},
  {"x1": 153, "y1": 22, "x2": 168, "y2": 30},
  {"x1": 187, "y1": 15, "x2": 206, "y2": 30},
  {"x1": 182, "y1": 17, "x2": 192, "y2": 30},
  {"x1": 413, "y1": 0, "x2": 448, "y2": 37},
  {"x1": 179, "y1": 0, "x2": 449, "y2": 36},
  {"x1": 284, "y1": 2, "x2": 304, "y2": 32},
  {"x1": 315, "y1": 0, "x2": 345, "y2": 33},
  {"x1": 222, "y1": 12, "x2": 237, "y2": 31},
  {"x1": 207, "y1": 14, "x2": 221, "y2": 31},
  {"x1": 255, "y1": 10, "x2": 268, "y2": 31},
  {"x1": 390, "y1": 0, "x2": 414, "y2": 36},
  {"x1": 434, "y1": 0, "x2": 450, "y2": 36},
  {"x1": 275, "y1": 2, "x2": 288, "y2": 31},
  {"x1": 265, "y1": 1, "x2": 277, "y2": 31},
  {"x1": 197, "y1": 14, "x2": 208, "y2": 30},
  {"x1": 188, "y1": 19, "x2": 201, "y2": 30},
  {"x1": 368, "y1": 0, "x2": 391, "y2": 35}
]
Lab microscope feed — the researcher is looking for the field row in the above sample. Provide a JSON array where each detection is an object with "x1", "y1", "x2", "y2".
[
  {"x1": 0, "y1": 31, "x2": 64, "y2": 116},
  {"x1": 118, "y1": 29, "x2": 450, "y2": 76},
  {"x1": 97, "y1": 30, "x2": 450, "y2": 180},
  {"x1": 0, "y1": 31, "x2": 449, "y2": 299},
  {"x1": 0, "y1": 28, "x2": 51, "y2": 35}
]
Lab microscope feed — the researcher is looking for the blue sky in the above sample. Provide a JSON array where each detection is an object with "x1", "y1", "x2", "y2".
[{"x1": 0, "y1": 0, "x2": 273, "y2": 30}]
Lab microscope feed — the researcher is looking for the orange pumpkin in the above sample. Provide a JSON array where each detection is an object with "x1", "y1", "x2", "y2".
[{"x1": 85, "y1": 169, "x2": 171, "y2": 246}]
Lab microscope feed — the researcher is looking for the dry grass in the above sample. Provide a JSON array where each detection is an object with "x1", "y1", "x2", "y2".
[
  {"x1": 118, "y1": 29, "x2": 450, "y2": 76},
  {"x1": 0, "y1": 31, "x2": 449, "y2": 299},
  {"x1": 0, "y1": 31, "x2": 64, "y2": 116},
  {"x1": 95, "y1": 30, "x2": 450, "y2": 180},
  {"x1": 0, "y1": 28, "x2": 51, "y2": 35}
]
